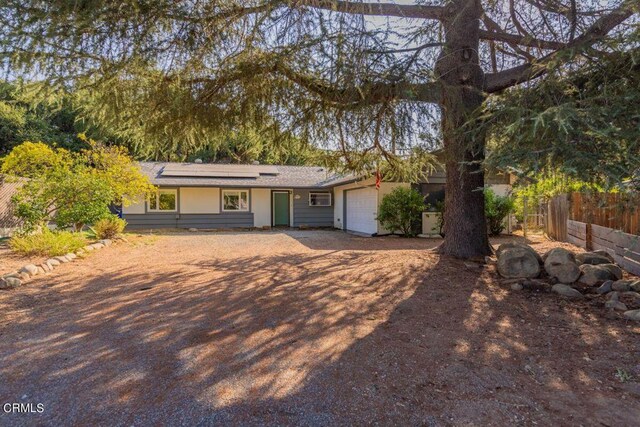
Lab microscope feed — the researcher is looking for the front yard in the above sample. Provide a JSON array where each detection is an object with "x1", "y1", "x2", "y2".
[{"x1": 0, "y1": 230, "x2": 639, "y2": 425}]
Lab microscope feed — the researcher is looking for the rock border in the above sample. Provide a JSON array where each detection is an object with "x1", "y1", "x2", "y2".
[
  {"x1": 0, "y1": 239, "x2": 113, "y2": 290},
  {"x1": 497, "y1": 243, "x2": 640, "y2": 322}
]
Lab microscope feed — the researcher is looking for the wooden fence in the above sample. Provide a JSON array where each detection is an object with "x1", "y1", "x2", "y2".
[
  {"x1": 541, "y1": 193, "x2": 640, "y2": 275},
  {"x1": 544, "y1": 194, "x2": 570, "y2": 241},
  {"x1": 565, "y1": 220, "x2": 640, "y2": 275},
  {"x1": 566, "y1": 220, "x2": 587, "y2": 249},
  {"x1": 570, "y1": 192, "x2": 640, "y2": 235}
]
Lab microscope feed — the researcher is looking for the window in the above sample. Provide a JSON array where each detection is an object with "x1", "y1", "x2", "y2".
[
  {"x1": 223, "y1": 190, "x2": 249, "y2": 211},
  {"x1": 149, "y1": 189, "x2": 177, "y2": 212},
  {"x1": 309, "y1": 192, "x2": 331, "y2": 207},
  {"x1": 419, "y1": 183, "x2": 445, "y2": 211}
]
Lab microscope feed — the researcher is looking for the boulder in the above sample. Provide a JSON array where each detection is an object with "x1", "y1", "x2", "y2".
[
  {"x1": 40, "y1": 263, "x2": 51, "y2": 272},
  {"x1": 622, "y1": 291, "x2": 640, "y2": 302},
  {"x1": 612, "y1": 280, "x2": 633, "y2": 292},
  {"x1": 511, "y1": 283, "x2": 524, "y2": 291},
  {"x1": 605, "y1": 300, "x2": 628, "y2": 311},
  {"x1": 544, "y1": 248, "x2": 580, "y2": 284},
  {"x1": 91, "y1": 243, "x2": 105, "y2": 250},
  {"x1": 65, "y1": 252, "x2": 77, "y2": 260},
  {"x1": 99, "y1": 239, "x2": 112, "y2": 246},
  {"x1": 497, "y1": 243, "x2": 542, "y2": 264},
  {"x1": 36, "y1": 266, "x2": 46, "y2": 275},
  {"x1": 552, "y1": 284, "x2": 583, "y2": 299},
  {"x1": 575, "y1": 252, "x2": 612, "y2": 265},
  {"x1": 623, "y1": 309, "x2": 640, "y2": 322},
  {"x1": 0, "y1": 277, "x2": 22, "y2": 289},
  {"x1": 54, "y1": 255, "x2": 70, "y2": 263},
  {"x1": 19, "y1": 264, "x2": 39, "y2": 276},
  {"x1": 84, "y1": 245, "x2": 95, "y2": 251},
  {"x1": 579, "y1": 264, "x2": 616, "y2": 286},
  {"x1": 596, "y1": 280, "x2": 613, "y2": 294},
  {"x1": 46, "y1": 258, "x2": 61, "y2": 267},
  {"x1": 591, "y1": 249, "x2": 615, "y2": 263},
  {"x1": 600, "y1": 264, "x2": 623, "y2": 280},
  {"x1": 497, "y1": 246, "x2": 541, "y2": 279}
]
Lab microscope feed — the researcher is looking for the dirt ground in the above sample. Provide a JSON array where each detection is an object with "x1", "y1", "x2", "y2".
[{"x1": 0, "y1": 230, "x2": 639, "y2": 426}]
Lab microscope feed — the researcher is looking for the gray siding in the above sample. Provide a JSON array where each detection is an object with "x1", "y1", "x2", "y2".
[
  {"x1": 124, "y1": 213, "x2": 254, "y2": 230},
  {"x1": 292, "y1": 189, "x2": 333, "y2": 227}
]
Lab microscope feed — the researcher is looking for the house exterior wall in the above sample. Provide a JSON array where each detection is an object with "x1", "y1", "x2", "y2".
[
  {"x1": 292, "y1": 189, "x2": 333, "y2": 227},
  {"x1": 251, "y1": 188, "x2": 271, "y2": 227},
  {"x1": 123, "y1": 187, "x2": 254, "y2": 230},
  {"x1": 125, "y1": 212, "x2": 254, "y2": 229},
  {"x1": 179, "y1": 187, "x2": 220, "y2": 213},
  {"x1": 122, "y1": 195, "x2": 146, "y2": 214}
]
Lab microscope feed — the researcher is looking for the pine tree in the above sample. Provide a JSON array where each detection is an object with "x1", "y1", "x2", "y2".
[{"x1": 1, "y1": 0, "x2": 636, "y2": 257}]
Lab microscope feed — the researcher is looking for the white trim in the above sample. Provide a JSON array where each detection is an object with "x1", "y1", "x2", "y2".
[
  {"x1": 309, "y1": 192, "x2": 332, "y2": 207},
  {"x1": 222, "y1": 189, "x2": 250, "y2": 212},
  {"x1": 148, "y1": 189, "x2": 178, "y2": 212}
]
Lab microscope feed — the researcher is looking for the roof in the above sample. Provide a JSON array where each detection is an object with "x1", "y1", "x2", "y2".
[{"x1": 138, "y1": 162, "x2": 356, "y2": 189}]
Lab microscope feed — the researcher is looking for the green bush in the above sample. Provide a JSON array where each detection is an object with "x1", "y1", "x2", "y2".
[
  {"x1": 484, "y1": 188, "x2": 515, "y2": 236},
  {"x1": 93, "y1": 215, "x2": 127, "y2": 239},
  {"x1": 10, "y1": 229, "x2": 87, "y2": 256},
  {"x1": 377, "y1": 187, "x2": 425, "y2": 237}
]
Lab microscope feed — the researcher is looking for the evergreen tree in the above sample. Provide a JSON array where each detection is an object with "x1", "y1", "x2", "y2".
[{"x1": 1, "y1": 1, "x2": 636, "y2": 257}]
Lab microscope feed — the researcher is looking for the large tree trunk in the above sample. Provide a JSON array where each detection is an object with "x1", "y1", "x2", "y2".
[{"x1": 435, "y1": 0, "x2": 493, "y2": 258}]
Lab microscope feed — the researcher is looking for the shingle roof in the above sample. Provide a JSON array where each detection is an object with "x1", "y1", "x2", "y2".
[{"x1": 138, "y1": 162, "x2": 357, "y2": 189}]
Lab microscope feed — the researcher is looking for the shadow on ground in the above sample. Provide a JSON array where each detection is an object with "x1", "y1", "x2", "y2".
[{"x1": 0, "y1": 234, "x2": 638, "y2": 426}]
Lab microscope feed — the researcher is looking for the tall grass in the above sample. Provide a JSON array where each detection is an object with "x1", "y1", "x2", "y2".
[{"x1": 10, "y1": 229, "x2": 87, "y2": 257}]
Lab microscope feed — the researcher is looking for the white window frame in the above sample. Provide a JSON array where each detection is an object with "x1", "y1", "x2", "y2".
[
  {"x1": 309, "y1": 192, "x2": 332, "y2": 207},
  {"x1": 222, "y1": 189, "x2": 250, "y2": 212},
  {"x1": 148, "y1": 189, "x2": 178, "y2": 212}
]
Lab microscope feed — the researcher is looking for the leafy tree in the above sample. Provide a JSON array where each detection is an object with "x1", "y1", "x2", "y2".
[
  {"x1": 511, "y1": 172, "x2": 599, "y2": 221},
  {"x1": 484, "y1": 189, "x2": 514, "y2": 236},
  {"x1": 1, "y1": 140, "x2": 155, "y2": 232},
  {"x1": 0, "y1": 81, "x2": 92, "y2": 154},
  {"x1": 2, "y1": 1, "x2": 636, "y2": 257},
  {"x1": 481, "y1": 29, "x2": 640, "y2": 189},
  {"x1": 377, "y1": 187, "x2": 425, "y2": 237}
]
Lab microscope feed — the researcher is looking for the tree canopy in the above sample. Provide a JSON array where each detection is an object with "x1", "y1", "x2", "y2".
[
  {"x1": 1, "y1": 0, "x2": 636, "y2": 257},
  {"x1": 1, "y1": 140, "x2": 155, "y2": 232}
]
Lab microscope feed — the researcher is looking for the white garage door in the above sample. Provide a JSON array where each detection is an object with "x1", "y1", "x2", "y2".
[{"x1": 346, "y1": 187, "x2": 378, "y2": 235}]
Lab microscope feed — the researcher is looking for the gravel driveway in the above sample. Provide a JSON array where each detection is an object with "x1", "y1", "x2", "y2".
[{"x1": 0, "y1": 230, "x2": 639, "y2": 426}]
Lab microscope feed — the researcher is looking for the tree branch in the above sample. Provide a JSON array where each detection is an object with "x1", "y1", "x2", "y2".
[
  {"x1": 479, "y1": 29, "x2": 566, "y2": 50},
  {"x1": 274, "y1": 61, "x2": 443, "y2": 105},
  {"x1": 484, "y1": 2, "x2": 636, "y2": 93},
  {"x1": 296, "y1": 0, "x2": 443, "y2": 20}
]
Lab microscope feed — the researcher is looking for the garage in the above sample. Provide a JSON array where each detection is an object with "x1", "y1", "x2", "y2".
[{"x1": 345, "y1": 187, "x2": 378, "y2": 235}]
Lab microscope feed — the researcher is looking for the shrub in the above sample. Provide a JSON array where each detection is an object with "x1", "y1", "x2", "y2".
[
  {"x1": 431, "y1": 190, "x2": 514, "y2": 237},
  {"x1": 93, "y1": 215, "x2": 127, "y2": 239},
  {"x1": 484, "y1": 188, "x2": 515, "y2": 236},
  {"x1": 10, "y1": 229, "x2": 87, "y2": 256},
  {"x1": 377, "y1": 187, "x2": 425, "y2": 237},
  {"x1": 1, "y1": 140, "x2": 154, "y2": 231}
]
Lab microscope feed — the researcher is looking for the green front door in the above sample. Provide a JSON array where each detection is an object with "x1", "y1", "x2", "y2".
[{"x1": 273, "y1": 192, "x2": 290, "y2": 226}]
